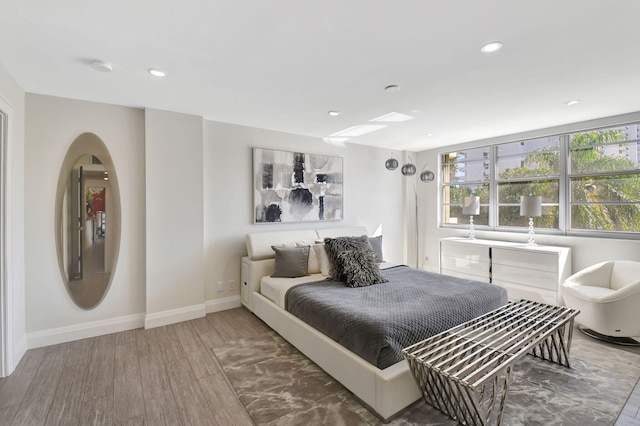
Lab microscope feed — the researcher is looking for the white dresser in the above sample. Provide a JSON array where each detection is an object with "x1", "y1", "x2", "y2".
[{"x1": 440, "y1": 237, "x2": 571, "y2": 305}]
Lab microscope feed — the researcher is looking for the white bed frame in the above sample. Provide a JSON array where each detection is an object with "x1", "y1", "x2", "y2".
[{"x1": 241, "y1": 227, "x2": 421, "y2": 422}]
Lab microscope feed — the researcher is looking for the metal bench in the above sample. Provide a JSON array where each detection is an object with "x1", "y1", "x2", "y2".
[{"x1": 403, "y1": 299, "x2": 579, "y2": 425}]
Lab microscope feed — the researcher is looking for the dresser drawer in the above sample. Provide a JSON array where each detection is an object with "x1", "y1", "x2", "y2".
[
  {"x1": 440, "y1": 255, "x2": 490, "y2": 280},
  {"x1": 492, "y1": 264, "x2": 557, "y2": 291},
  {"x1": 440, "y1": 268, "x2": 490, "y2": 283},
  {"x1": 493, "y1": 280, "x2": 558, "y2": 305},
  {"x1": 491, "y1": 247, "x2": 557, "y2": 273},
  {"x1": 440, "y1": 240, "x2": 491, "y2": 262}
]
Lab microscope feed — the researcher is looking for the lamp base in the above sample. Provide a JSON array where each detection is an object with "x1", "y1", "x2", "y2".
[
  {"x1": 526, "y1": 216, "x2": 536, "y2": 246},
  {"x1": 468, "y1": 215, "x2": 476, "y2": 239}
]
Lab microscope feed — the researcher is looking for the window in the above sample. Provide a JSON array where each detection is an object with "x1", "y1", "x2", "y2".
[
  {"x1": 568, "y1": 124, "x2": 640, "y2": 233},
  {"x1": 441, "y1": 147, "x2": 490, "y2": 227},
  {"x1": 496, "y1": 137, "x2": 560, "y2": 229},
  {"x1": 440, "y1": 121, "x2": 640, "y2": 237}
]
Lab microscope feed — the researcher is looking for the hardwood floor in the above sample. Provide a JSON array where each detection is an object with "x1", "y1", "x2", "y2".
[{"x1": 0, "y1": 309, "x2": 261, "y2": 426}]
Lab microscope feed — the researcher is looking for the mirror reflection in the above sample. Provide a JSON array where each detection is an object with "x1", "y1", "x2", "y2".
[{"x1": 55, "y1": 133, "x2": 120, "y2": 309}]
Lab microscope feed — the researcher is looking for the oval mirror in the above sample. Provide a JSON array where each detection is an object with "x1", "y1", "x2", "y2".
[{"x1": 55, "y1": 133, "x2": 121, "y2": 309}]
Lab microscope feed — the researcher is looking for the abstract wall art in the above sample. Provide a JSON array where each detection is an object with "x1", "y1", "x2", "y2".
[
  {"x1": 253, "y1": 148, "x2": 343, "y2": 223},
  {"x1": 85, "y1": 187, "x2": 105, "y2": 219}
]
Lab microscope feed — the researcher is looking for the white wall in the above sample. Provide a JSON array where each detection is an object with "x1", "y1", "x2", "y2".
[
  {"x1": 17, "y1": 93, "x2": 407, "y2": 345},
  {"x1": 145, "y1": 109, "x2": 205, "y2": 326},
  {"x1": 203, "y1": 121, "x2": 406, "y2": 300},
  {"x1": 417, "y1": 112, "x2": 640, "y2": 275},
  {"x1": 0, "y1": 64, "x2": 26, "y2": 374},
  {"x1": 24, "y1": 95, "x2": 146, "y2": 344}
]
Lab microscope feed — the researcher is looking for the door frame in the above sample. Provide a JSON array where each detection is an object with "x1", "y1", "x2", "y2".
[{"x1": 0, "y1": 96, "x2": 13, "y2": 377}]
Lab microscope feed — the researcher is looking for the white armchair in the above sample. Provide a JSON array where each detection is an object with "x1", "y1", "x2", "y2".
[{"x1": 562, "y1": 260, "x2": 640, "y2": 344}]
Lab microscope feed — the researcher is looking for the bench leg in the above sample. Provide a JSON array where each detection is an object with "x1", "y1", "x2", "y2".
[
  {"x1": 530, "y1": 319, "x2": 575, "y2": 367},
  {"x1": 407, "y1": 361, "x2": 513, "y2": 426}
]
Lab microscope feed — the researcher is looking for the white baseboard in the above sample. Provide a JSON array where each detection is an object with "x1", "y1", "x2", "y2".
[
  {"x1": 144, "y1": 304, "x2": 206, "y2": 329},
  {"x1": 24, "y1": 299, "x2": 242, "y2": 350},
  {"x1": 205, "y1": 295, "x2": 242, "y2": 313},
  {"x1": 27, "y1": 313, "x2": 145, "y2": 349}
]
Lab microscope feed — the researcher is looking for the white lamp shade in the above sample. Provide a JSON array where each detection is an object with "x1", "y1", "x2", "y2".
[
  {"x1": 462, "y1": 196, "x2": 480, "y2": 215},
  {"x1": 520, "y1": 195, "x2": 542, "y2": 217}
]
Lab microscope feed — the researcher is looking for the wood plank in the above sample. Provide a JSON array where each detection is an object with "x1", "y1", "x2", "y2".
[
  {"x1": 227, "y1": 308, "x2": 263, "y2": 338},
  {"x1": 149, "y1": 326, "x2": 187, "y2": 365},
  {"x1": 173, "y1": 321, "x2": 203, "y2": 353},
  {"x1": 80, "y1": 395, "x2": 113, "y2": 426},
  {"x1": 11, "y1": 346, "x2": 66, "y2": 425},
  {"x1": 185, "y1": 347, "x2": 226, "y2": 380},
  {"x1": 114, "y1": 415, "x2": 147, "y2": 426},
  {"x1": 115, "y1": 329, "x2": 139, "y2": 346},
  {"x1": 44, "y1": 362, "x2": 88, "y2": 426},
  {"x1": 0, "y1": 404, "x2": 18, "y2": 426},
  {"x1": 113, "y1": 342, "x2": 145, "y2": 423},
  {"x1": 83, "y1": 333, "x2": 116, "y2": 401},
  {"x1": 199, "y1": 374, "x2": 253, "y2": 425},
  {"x1": 197, "y1": 327, "x2": 224, "y2": 349},
  {"x1": 0, "y1": 347, "x2": 47, "y2": 410},
  {"x1": 134, "y1": 328, "x2": 161, "y2": 362},
  {"x1": 166, "y1": 358, "x2": 217, "y2": 425},
  {"x1": 237, "y1": 308, "x2": 270, "y2": 335},
  {"x1": 136, "y1": 329, "x2": 182, "y2": 426},
  {"x1": 206, "y1": 311, "x2": 241, "y2": 343},
  {"x1": 172, "y1": 321, "x2": 225, "y2": 379},
  {"x1": 60, "y1": 338, "x2": 95, "y2": 368},
  {"x1": 188, "y1": 317, "x2": 214, "y2": 336}
]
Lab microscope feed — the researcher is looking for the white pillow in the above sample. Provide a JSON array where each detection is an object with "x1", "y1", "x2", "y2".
[
  {"x1": 312, "y1": 243, "x2": 331, "y2": 276},
  {"x1": 296, "y1": 241, "x2": 321, "y2": 274}
]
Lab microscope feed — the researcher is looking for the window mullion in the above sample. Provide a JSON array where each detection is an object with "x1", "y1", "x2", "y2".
[{"x1": 559, "y1": 134, "x2": 569, "y2": 233}]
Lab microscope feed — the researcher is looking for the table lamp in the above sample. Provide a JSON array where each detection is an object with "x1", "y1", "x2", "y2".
[
  {"x1": 520, "y1": 195, "x2": 542, "y2": 246},
  {"x1": 462, "y1": 196, "x2": 480, "y2": 239}
]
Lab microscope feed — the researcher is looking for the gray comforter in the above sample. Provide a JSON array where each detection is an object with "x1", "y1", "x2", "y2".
[{"x1": 285, "y1": 265, "x2": 508, "y2": 369}]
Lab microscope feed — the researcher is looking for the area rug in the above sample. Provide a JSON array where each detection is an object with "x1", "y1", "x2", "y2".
[{"x1": 213, "y1": 330, "x2": 640, "y2": 425}]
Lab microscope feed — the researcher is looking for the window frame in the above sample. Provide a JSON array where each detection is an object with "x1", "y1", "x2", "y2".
[
  {"x1": 440, "y1": 148, "x2": 491, "y2": 228},
  {"x1": 439, "y1": 123, "x2": 640, "y2": 239}
]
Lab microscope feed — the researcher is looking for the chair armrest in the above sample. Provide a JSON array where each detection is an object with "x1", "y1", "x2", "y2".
[
  {"x1": 599, "y1": 279, "x2": 640, "y2": 303},
  {"x1": 563, "y1": 261, "x2": 613, "y2": 289}
]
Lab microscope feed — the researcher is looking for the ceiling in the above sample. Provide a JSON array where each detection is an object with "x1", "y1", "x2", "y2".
[{"x1": 2, "y1": 1, "x2": 640, "y2": 151}]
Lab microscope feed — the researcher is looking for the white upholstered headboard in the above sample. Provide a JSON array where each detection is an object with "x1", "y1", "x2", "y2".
[
  {"x1": 242, "y1": 226, "x2": 369, "y2": 311},
  {"x1": 245, "y1": 226, "x2": 369, "y2": 261},
  {"x1": 316, "y1": 226, "x2": 369, "y2": 239},
  {"x1": 245, "y1": 229, "x2": 318, "y2": 260}
]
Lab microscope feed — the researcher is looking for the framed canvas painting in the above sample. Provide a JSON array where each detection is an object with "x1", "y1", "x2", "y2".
[
  {"x1": 85, "y1": 187, "x2": 105, "y2": 219},
  {"x1": 253, "y1": 148, "x2": 343, "y2": 223}
]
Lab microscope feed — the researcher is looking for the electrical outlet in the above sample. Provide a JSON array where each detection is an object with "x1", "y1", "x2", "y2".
[
  {"x1": 216, "y1": 281, "x2": 224, "y2": 293},
  {"x1": 229, "y1": 279, "x2": 236, "y2": 291}
]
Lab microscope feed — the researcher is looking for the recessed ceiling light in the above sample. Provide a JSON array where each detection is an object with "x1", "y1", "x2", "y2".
[
  {"x1": 426, "y1": 133, "x2": 435, "y2": 137},
  {"x1": 330, "y1": 124, "x2": 387, "y2": 137},
  {"x1": 564, "y1": 100, "x2": 580, "y2": 106},
  {"x1": 328, "y1": 110, "x2": 341, "y2": 116},
  {"x1": 148, "y1": 68, "x2": 167, "y2": 77},
  {"x1": 480, "y1": 41, "x2": 503, "y2": 53},
  {"x1": 91, "y1": 60, "x2": 113, "y2": 73},
  {"x1": 370, "y1": 112, "x2": 414, "y2": 122},
  {"x1": 323, "y1": 137, "x2": 349, "y2": 146},
  {"x1": 384, "y1": 84, "x2": 401, "y2": 93}
]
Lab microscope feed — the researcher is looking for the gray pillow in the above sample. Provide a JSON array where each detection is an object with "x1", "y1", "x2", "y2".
[
  {"x1": 324, "y1": 235, "x2": 371, "y2": 281},
  {"x1": 271, "y1": 245, "x2": 310, "y2": 278},
  {"x1": 337, "y1": 249, "x2": 389, "y2": 288},
  {"x1": 368, "y1": 235, "x2": 384, "y2": 262}
]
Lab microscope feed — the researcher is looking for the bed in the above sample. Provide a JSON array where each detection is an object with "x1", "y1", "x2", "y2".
[{"x1": 240, "y1": 226, "x2": 508, "y2": 421}]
